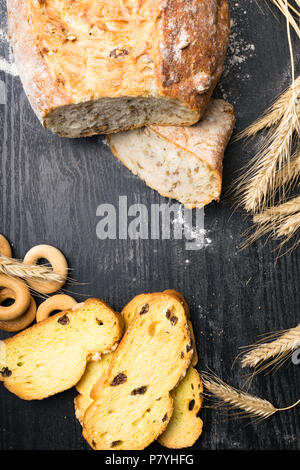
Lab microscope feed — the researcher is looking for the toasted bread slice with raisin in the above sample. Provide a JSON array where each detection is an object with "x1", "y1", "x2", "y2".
[
  {"x1": 75, "y1": 291, "x2": 203, "y2": 448},
  {"x1": 122, "y1": 290, "x2": 198, "y2": 366},
  {"x1": 74, "y1": 290, "x2": 197, "y2": 415},
  {"x1": 0, "y1": 298, "x2": 122, "y2": 400},
  {"x1": 121, "y1": 291, "x2": 202, "y2": 448},
  {"x1": 158, "y1": 367, "x2": 203, "y2": 448},
  {"x1": 82, "y1": 293, "x2": 193, "y2": 450}
]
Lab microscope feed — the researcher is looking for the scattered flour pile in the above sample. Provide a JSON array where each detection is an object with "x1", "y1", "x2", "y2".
[{"x1": 218, "y1": 2, "x2": 256, "y2": 103}]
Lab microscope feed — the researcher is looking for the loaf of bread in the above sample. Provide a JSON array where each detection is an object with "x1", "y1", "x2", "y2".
[
  {"x1": 0, "y1": 298, "x2": 122, "y2": 400},
  {"x1": 109, "y1": 99, "x2": 235, "y2": 208},
  {"x1": 83, "y1": 293, "x2": 193, "y2": 450},
  {"x1": 8, "y1": 0, "x2": 229, "y2": 137}
]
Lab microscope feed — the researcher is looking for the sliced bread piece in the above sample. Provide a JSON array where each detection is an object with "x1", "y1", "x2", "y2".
[
  {"x1": 122, "y1": 290, "x2": 198, "y2": 366},
  {"x1": 0, "y1": 298, "x2": 122, "y2": 400},
  {"x1": 83, "y1": 293, "x2": 193, "y2": 450},
  {"x1": 108, "y1": 99, "x2": 235, "y2": 208},
  {"x1": 75, "y1": 291, "x2": 202, "y2": 448},
  {"x1": 158, "y1": 367, "x2": 203, "y2": 449},
  {"x1": 121, "y1": 291, "x2": 203, "y2": 448}
]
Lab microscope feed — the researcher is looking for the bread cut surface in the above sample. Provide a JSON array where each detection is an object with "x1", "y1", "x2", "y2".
[
  {"x1": 83, "y1": 293, "x2": 193, "y2": 450},
  {"x1": 75, "y1": 291, "x2": 202, "y2": 448},
  {"x1": 121, "y1": 291, "x2": 203, "y2": 448},
  {"x1": 8, "y1": 0, "x2": 230, "y2": 137},
  {"x1": 75, "y1": 352, "x2": 114, "y2": 423},
  {"x1": 0, "y1": 298, "x2": 122, "y2": 400},
  {"x1": 158, "y1": 367, "x2": 203, "y2": 448},
  {"x1": 121, "y1": 290, "x2": 198, "y2": 366},
  {"x1": 109, "y1": 99, "x2": 235, "y2": 208}
]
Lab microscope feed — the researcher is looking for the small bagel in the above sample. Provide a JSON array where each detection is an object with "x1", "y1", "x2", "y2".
[
  {"x1": 0, "y1": 275, "x2": 31, "y2": 320},
  {"x1": 0, "y1": 290, "x2": 36, "y2": 332},
  {"x1": 23, "y1": 245, "x2": 68, "y2": 294},
  {"x1": 0, "y1": 234, "x2": 12, "y2": 257},
  {"x1": 36, "y1": 294, "x2": 77, "y2": 322}
]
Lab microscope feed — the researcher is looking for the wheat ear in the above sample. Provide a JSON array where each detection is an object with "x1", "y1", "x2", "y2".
[
  {"x1": 237, "y1": 97, "x2": 300, "y2": 213},
  {"x1": 0, "y1": 255, "x2": 63, "y2": 282},
  {"x1": 240, "y1": 325, "x2": 300, "y2": 372},
  {"x1": 202, "y1": 372, "x2": 300, "y2": 420},
  {"x1": 244, "y1": 196, "x2": 300, "y2": 245},
  {"x1": 235, "y1": 0, "x2": 300, "y2": 214},
  {"x1": 272, "y1": 150, "x2": 300, "y2": 192}
]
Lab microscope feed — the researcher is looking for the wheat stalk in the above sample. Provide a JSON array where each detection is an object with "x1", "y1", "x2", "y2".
[
  {"x1": 240, "y1": 325, "x2": 300, "y2": 372},
  {"x1": 272, "y1": 150, "x2": 300, "y2": 191},
  {"x1": 0, "y1": 255, "x2": 63, "y2": 282},
  {"x1": 234, "y1": 1, "x2": 300, "y2": 247},
  {"x1": 271, "y1": 1, "x2": 300, "y2": 38},
  {"x1": 237, "y1": 94, "x2": 300, "y2": 213},
  {"x1": 235, "y1": 0, "x2": 300, "y2": 216},
  {"x1": 244, "y1": 196, "x2": 300, "y2": 245},
  {"x1": 202, "y1": 372, "x2": 300, "y2": 420}
]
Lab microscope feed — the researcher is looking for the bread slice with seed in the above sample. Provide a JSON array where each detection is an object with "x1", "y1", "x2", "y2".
[
  {"x1": 83, "y1": 293, "x2": 193, "y2": 450},
  {"x1": 158, "y1": 367, "x2": 203, "y2": 448},
  {"x1": 108, "y1": 99, "x2": 235, "y2": 208},
  {"x1": 0, "y1": 298, "x2": 122, "y2": 400}
]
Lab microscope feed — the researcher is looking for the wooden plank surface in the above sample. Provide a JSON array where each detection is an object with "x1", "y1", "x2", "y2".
[{"x1": 0, "y1": 0, "x2": 299, "y2": 450}]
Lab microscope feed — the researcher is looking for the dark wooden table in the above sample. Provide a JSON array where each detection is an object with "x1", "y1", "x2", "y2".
[{"x1": 0, "y1": 0, "x2": 299, "y2": 451}]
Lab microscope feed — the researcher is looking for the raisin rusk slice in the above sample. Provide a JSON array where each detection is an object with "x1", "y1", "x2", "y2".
[{"x1": 83, "y1": 293, "x2": 193, "y2": 450}]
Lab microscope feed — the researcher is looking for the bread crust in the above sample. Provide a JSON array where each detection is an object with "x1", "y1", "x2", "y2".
[
  {"x1": 109, "y1": 99, "x2": 235, "y2": 209},
  {"x1": 157, "y1": 0, "x2": 230, "y2": 116},
  {"x1": 8, "y1": 0, "x2": 71, "y2": 122},
  {"x1": 150, "y1": 99, "x2": 235, "y2": 207},
  {"x1": 8, "y1": 0, "x2": 229, "y2": 135}
]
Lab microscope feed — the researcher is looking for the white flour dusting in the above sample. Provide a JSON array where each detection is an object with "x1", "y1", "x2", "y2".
[
  {"x1": 0, "y1": 27, "x2": 18, "y2": 76},
  {"x1": 223, "y1": 19, "x2": 255, "y2": 78},
  {"x1": 218, "y1": 3, "x2": 256, "y2": 104},
  {"x1": 173, "y1": 206, "x2": 212, "y2": 248}
]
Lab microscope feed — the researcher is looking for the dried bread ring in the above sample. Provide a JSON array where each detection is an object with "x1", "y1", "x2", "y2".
[
  {"x1": 0, "y1": 289, "x2": 36, "y2": 332},
  {"x1": 0, "y1": 235, "x2": 12, "y2": 257},
  {"x1": 23, "y1": 245, "x2": 68, "y2": 294},
  {"x1": 0, "y1": 275, "x2": 31, "y2": 320},
  {"x1": 36, "y1": 294, "x2": 77, "y2": 322}
]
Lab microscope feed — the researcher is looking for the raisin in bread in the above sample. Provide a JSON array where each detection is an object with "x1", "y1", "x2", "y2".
[
  {"x1": 8, "y1": 1, "x2": 230, "y2": 137},
  {"x1": 82, "y1": 293, "x2": 193, "y2": 450},
  {"x1": 0, "y1": 299, "x2": 122, "y2": 400},
  {"x1": 109, "y1": 99, "x2": 235, "y2": 208}
]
